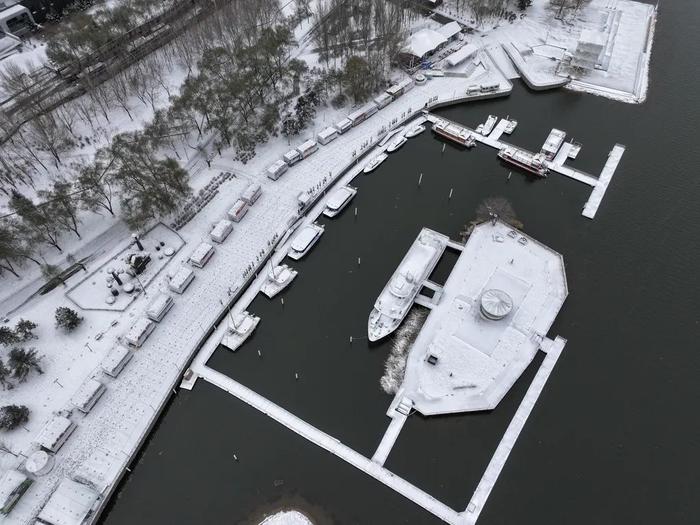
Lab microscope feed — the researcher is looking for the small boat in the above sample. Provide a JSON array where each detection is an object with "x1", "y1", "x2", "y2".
[
  {"x1": 379, "y1": 126, "x2": 404, "y2": 147},
  {"x1": 221, "y1": 310, "x2": 260, "y2": 351},
  {"x1": 288, "y1": 223, "x2": 324, "y2": 260},
  {"x1": 405, "y1": 124, "x2": 426, "y2": 138},
  {"x1": 504, "y1": 119, "x2": 518, "y2": 134},
  {"x1": 386, "y1": 134, "x2": 407, "y2": 153},
  {"x1": 363, "y1": 152, "x2": 388, "y2": 174},
  {"x1": 476, "y1": 114, "x2": 498, "y2": 135},
  {"x1": 497, "y1": 147, "x2": 549, "y2": 177},
  {"x1": 323, "y1": 185, "x2": 357, "y2": 218},
  {"x1": 261, "y1": 264, "x2": 297, "y2": 298}
]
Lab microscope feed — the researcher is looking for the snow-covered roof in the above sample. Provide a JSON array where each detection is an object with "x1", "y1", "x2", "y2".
[
  {"x1": 73, "y1": 447, "x2": 122, "y2": 495},
  {"x1": 70, "y1": 379, "x2": 105, "y2": 412},
  {"x1": 317, "y1": 127, "x2": 337, "y2": 140},
  {"x1": 297, "y1": 139, "x2": 317, "y2": 153},
  {"x1": 0, "y1": 33, "x2": 20, "y2": 57},
  {"x1": 146, "y1": 293, "x2": 173, "y2": 320},
  {"x1": 283, "y1": 149, "x2": 301, "y2": 161},
  {"x1": 210, "y1": 219, "x2": 233, "y2": 238},
  {"x1": 169, "y1": 266, "x2": 194, "y2": 289},
  {"x1": 403, "y1": 28, "x2": 447, "y2": 59},
  {"x1": 446, "y1": 44, "x2": 478, "y2": 67},
  {"x1": 35, "y1": 416, "x2": 75, "y2": 452},
  {"x1": 579, "y1": 28, "x2": 607, "y2": 46},
  {"x1": 125, "y1": 318, "x2": 154, "y2": 345},
  {"x1": 0, "y1": 470, "x2": 28, "y2": 513},
  {"x1": 374, "y1": 92, "x2": 392, "y2": 104},
  {"x1": 267, "y1": 159, "x2": 287, "y2": 173},
  {"x1": 437, "y1": 21, "x2": 461, "y2": 40},
  {"x1": 37, "y1": 478, "x2": 99, "y2": 525},
  {"x1": 241, "y1": 184, "x2": 261, "y2": 201}
]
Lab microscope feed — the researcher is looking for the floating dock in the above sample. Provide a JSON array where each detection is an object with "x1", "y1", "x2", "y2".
[{"x1": 425, "y1": 114, "x2": 624, "y2": 219}]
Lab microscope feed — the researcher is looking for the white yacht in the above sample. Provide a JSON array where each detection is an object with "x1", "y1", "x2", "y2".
[
  {"x1": 476, "y1": 114, "x2": 498, "y2": 135},
  {"x1": 288, "y1": 223, "x2": 324, "y2": 260},
  {"x1": 323, "y1": 185, "x2": 357, "y2": 218},
  {"x1": 261, "y1": 264, "x2": 297, "y2": 299},
  {"x1": 405, "y1": 124, "x2": 426, "y2": 138},
  {"x1": 368, "y1": 229, "x2": 448, "y2": 342},
  {"x1": 221, "y1": 311, "x2": 260, "y2": 351},
  {"x1": 386, "y1": 134, "x2": 408, "y2": 153},
  {"x1": 363, "y1": 152, "x2": 388, "y2": 174}
]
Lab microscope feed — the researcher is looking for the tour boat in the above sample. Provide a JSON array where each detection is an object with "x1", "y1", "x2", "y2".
[
  {"x1": 432, "y1": 120, "x2": 476, "y2": 148},
  {"x1": 497, "y1": 147, "x2": 549, "y2": 177},
  {"x1": 405, "y1": 124, "x2": 426, "y2": 138},
  {"x1": 386, "y1": 134, "x2": 408, "y2": 153},
  {"x1": 363, "y1": 152, "x2": 388, "y2": 173},
  {"x1": 288, "y1": 223, "x2": 324, "y2": 260},
  {"x1": 261, "y1": 264, "x2": 297, "y2": 299},
  {"x1": 221, "y1": 310, "x2": 260, "y2": 351},
  {"x1": 476, "y1": 114, "x2": 498, "y2": 135},
  {"x1": 323, "y1": 185, "x2": 357, "y2": 218},
  {"x1": 367, "y1": 229, "x2": 447, "y2": 342}
]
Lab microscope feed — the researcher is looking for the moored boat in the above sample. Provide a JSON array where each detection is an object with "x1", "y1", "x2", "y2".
[
  {"x1": 323, "y1": 185, "x2": 357, "y2": 218},
  {"x1": 221, "y1": 310, "x2": 260, "y2": 351},
  {"x1": 497, "y1": 147, "x2": 549, "y2": 177},
  {"x1": 386, "y1": 134, "x2": 408, "y2": 153},
  {"x1": 261, "y1": 264, "x2": 297, "y2": 298},
  {"x1": 288, "y1": 223, "x2": 324, "y2": 260},
  {"x1": 405, "y1": 124, "x2": 426, "y2": 138},
  {"x1": 363, "y1": 152, "x2": 388, "y2": 173},
  {"x1": 476, "y1": 114, "x2": 498, "y2": 135},
  {"x1": 432, "y1": 120, "x2": 476, "y2": 148}
]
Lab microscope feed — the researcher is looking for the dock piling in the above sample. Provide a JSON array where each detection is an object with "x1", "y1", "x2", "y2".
[{"x1": 418, "y1": 173, "x2": 423, "y2": 186}]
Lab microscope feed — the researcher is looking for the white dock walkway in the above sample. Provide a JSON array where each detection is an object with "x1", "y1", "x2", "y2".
[
  {"x1": 487, "y1": 119, "x2": 509, "y2": 142},
  {"x1": 429, "y1": 114, "x2": 623, "y2": 218},
  {"x1": 582, "y1": 144, "x2": 626, "y2": 219},
  {"x1": 198, "y1": 366, "x2": 463, "y2": 525},
  {"x1": 371, "y1": 412, "x2": 408, "y2": 466},
  {"x1": 462, "y1": 336, "x2": 567, "y2": 524}
]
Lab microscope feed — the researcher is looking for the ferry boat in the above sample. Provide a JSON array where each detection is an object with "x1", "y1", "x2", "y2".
[
  {"x1": 504, "y1": 119, "x2": 518, "y2": 135},
  {"x1": 476, "y1": 114, "x2": 497, "y2": 135},
  {"x1": 367, "y1": 229, "x2": 448, "y2": 342},
  {"x1": 497, "y1": 147, "x2": 549, "y2": 177},
  {"x1": 405, "y1": 124, "x2": 426, "y2": 138},
  {"x1": 288, "y1": 223, "x2": 324, "y2": 260},
  {"x1": 432, "y1": 120, "x2": 476, "y2": 148},
  {"x1": 386, "y1": 134, "x2": 407, "y2": 153},
  {"x1": 261, "y1": 264, "x2": 297, "y2": 299},
  {"x1": 363, "y1": 152, "x2": 388, "y2": 173},
  {"x1": 323, "y1": 185, "x2": 357, "y2": 218},
  {"x1": 221, "y1": 311, "x2": 260, "y2": 351}
]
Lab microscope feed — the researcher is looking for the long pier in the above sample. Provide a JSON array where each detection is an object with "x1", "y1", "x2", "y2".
[{"x1": 426, "y1": 113, "x2": 623, "y2": 219}]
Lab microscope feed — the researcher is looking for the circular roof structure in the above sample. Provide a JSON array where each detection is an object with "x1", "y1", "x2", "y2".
[
  {"x1": 26, "y1": 450, "x2": 54, "y2": 476},
  {"x1": 480, "y1": 289, "x2": 513, "y2": 320}
]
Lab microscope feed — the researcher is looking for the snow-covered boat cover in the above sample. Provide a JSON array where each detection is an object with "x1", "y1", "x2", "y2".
[{"x1": 291, "y1": 225, "x2": 321, "y2": 252}]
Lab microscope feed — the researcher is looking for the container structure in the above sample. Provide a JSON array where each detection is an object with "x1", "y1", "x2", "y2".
[
  {"x1": 317, "y1": 127, "x2": 338, "y2": 145},
  {"x1": 227, "y1": 199, "x2": 249, "y2": 222},
  {"x1": 347, "y1": 102, "x2": 379, "y2": 127},
  {"x1": 296, "y1": 139, "x2": 319, "y2": 158},
  {"x1": 124, "y1": 317, "x2": 156, "y2": 348},
  {"x1": 241, "y1": 183, "x2": 262, "y2": 205},
  {"x1": 334, "y1": 118, "x2": 352, "y2": 134},
  {"x1": 266, "y1": 159, "x2": 288, "y2": 180},
  {"x1": 189, "y1": 242, "x2": 215, "y2": 268},
  {"x1": 169, "y1": 266, "x2": 195, "y2": 294},
  {"x1": 146, "y1": 293, "x2": 174, "y2": 322},
  {"x1": 100, "y1": 345, "x2": 133, "y2": 378},
  {"x1": 283, "y1": 149, "x2": 302, "y2": 166},
  {"x1": 35, "y1": 416, "x2": 76, "y2": 453},
  {"x1": 70, "y1": 378, "x2": 106, "y2": 414},
  {"x1": 210, "y1": 219, "x2": 233, "y2": 244}
]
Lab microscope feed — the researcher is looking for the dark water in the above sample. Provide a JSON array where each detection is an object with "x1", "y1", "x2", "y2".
[{"x1": 101, "y1": 2, "x2": 699, "y2": 524}]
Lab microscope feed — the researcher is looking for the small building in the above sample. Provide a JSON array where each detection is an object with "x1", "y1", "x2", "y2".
[
  {"x1": 347, "y1": 102, "x2": 378, "y2": 127},
  {"x1": 334, "y1": 118, "x2": 352, "y2": 134},
  {"x1": 445, "y1": 44, "x2": 478, "y2": 67},
  {"x1": 241, "y1": 183, "x2": 262, "y2": 205},
  {"x1": 387, "y1": 77, "x2": 416, "y2": 99},
  {"x1": 227, "y1": 199, "x2": 248, "y2": 222},
  {"x1": 37, "y1": 478, "x2": 99, "y2": 525},
  {"x1": 188, "y1": 242, "x2": 214, "y2": 268},
  {"x1": 437, "y1": 21, "x2": 461, "y2": 42},
  {"x1": 124, "y1": 317, "x2": 155, "y2": 348},
  {"x1": 100, "y1": 345, "x2": 132, "y2": 378},
  {"x1": 373, "y1": 92, "x2": 392, "y2": 109},
  {"x1": 283, "y1": 149, "x2": 302, "y2": 166},
  {"x1": 146, "y1": 293, "x2": 174, "y2": 322},
  {"x1": 0, "y1": 470, "x2": 31, "y2": 516},
  {"x1": 570, "y1": 29, "x2": 607, "y2": 71},
  {"x1": 401, "y1": 28, "x2": 447, "y2": 65},
  {"x1": 317, "y1": 127, "x2": 338, "y2": 145},
  {"x1": 35, "y1": 416, "x2": 76, "y2": 454},
  {"x1": 169, "y1": 266, "x2": 195, "y2": 294},
  {"x1": 266, "y1": 159, "x2": 288, "y2": 180},
  {"x1": 297, "y1": 191, "x2": 312, "y2": 213},
  {"x1": 70, "y1": 378, "x2": 106, "y2": 414},
  {"x1": 296, "y1": 139, "x2": 318, "y2": 158},
  {"x1": 0, "y1": 2, "x2": 36, "y2": 37},
  {"x1": 209, "y1": 219, "x2": 233, "y2": 244}
]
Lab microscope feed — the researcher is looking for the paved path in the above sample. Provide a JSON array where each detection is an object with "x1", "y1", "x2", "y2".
[{"x1": 371, "y1": 412, "x2": 408, "y2": 466}]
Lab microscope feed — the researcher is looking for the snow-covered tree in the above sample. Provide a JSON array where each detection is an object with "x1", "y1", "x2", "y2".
[
  {"x1": 8, "y1": 348, "x2": 43, "y2": 382},
  {"x1": 0, "y1": 359, "x2": 11, "y2": 389},
  {"x1": 14, "y1": 319, "x2": 37, "y2": 342},
  {"x1": 0, "y1": 327, "x2": 19, "y2": 347},
  {"x1": 0, "y1": 405, "x2": 29, "y2": 431},
  {"x1": 55, "y1": 307, "x2": 83, "y2": 332}
]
